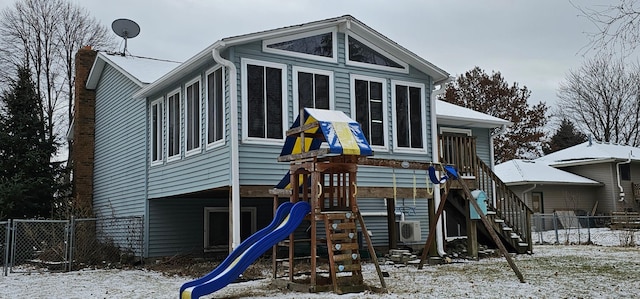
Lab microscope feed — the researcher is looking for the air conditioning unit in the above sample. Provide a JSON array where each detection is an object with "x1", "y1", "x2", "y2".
[{"x1": 399, "y1": 221, "x2": 421, "y2": 243}]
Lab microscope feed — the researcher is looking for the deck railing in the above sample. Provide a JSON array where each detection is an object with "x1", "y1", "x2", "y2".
[{"x1": 439, "y1": 134, "x2": 533, "y2": 251}]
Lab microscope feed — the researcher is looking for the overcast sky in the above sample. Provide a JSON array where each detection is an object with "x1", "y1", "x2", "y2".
[{"x1": 1, "y1": 0, "x2": 611, "y2": 109}]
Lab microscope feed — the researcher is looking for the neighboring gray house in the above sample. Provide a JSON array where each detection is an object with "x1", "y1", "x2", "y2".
[
  {"x1": 73, "y1": 15, "x2": 522, "y2": 258},
  {"x1": 496, "y1": 140, "x2": 640, "y2": 217}
]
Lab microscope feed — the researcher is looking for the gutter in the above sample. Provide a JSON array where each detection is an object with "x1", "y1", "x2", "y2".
[
  {"x1": 616, "y1": 153, "x2": 632, "y2": 201},
  {"x1": 211, "y1": 42, "x2": 241, "y2": 249}
]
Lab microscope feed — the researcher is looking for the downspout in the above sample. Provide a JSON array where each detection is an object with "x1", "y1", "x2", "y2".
[
  {"x1": 521, "y1": 184, "x2": 537, "y2": 207},
  {"x1": 616, "y1": 152, "x2": 632, "y2": 202},
  {"x1": 430, "y1": 81, "x2": 446, "y2": 257},
  {"x1": 212, "y1": 42, "x2": 241, "y2": 249}
]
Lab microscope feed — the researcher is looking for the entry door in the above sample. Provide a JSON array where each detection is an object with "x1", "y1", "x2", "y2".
[{"x1": 531, "y1": 192, "x2": 544, "y2": 213}]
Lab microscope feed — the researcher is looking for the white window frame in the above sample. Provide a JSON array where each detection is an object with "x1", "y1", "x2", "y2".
[
  {"x1": 349, "y1": 74, "x2": 388, "y2": 152},
  {"x1": 241, "y1": 58, "x2": 287, "y2": 144},
  {"x1": 184, "y1": 76, "x2": 202, "y2": 157},
  {"x1": 291, "y1": 66, "x2": 335, "y2": 128},
  {"x1": 205, "y1": 66, "x2": 225, "y2": 149},
  {"x1": 203, "y1": 207, "x2": 257, "y2": 252},
  {"x1": 345, "y1": 33, "x2": 409, "y2": 74},
  {"x1": 391, "y1": 80, "x2": 427, "y2": 153},
  {"x1": 166, "y1": 88, "x2": 182, "y2": 162},
  {"x1": 150, "y1": 98, "x2": 164, "y2": 166},
  {"x1": 439, "y1": 127, "x2": 472, "y2": 136},
  {"x1": 262, "y1": 27, "x2": 337, "y2": 64}
]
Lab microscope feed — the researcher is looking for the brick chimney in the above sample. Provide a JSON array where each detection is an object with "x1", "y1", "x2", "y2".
[{"x1": 71, "y1": 46, "x2": 97, "y2": 217}]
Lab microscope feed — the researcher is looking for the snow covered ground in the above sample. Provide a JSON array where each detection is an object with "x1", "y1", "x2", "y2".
[{"x1": 2, "y1": 228, "x2": 639, "y2": 299}]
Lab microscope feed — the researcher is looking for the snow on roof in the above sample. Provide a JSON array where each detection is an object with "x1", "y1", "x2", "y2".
[
  {"x1": 495, "y1": 159, "x2": 601, "y2": 186},
  {"x1": 535, "y1": 141, "x2": 640, "y2": 166},
  {"x1": 100, "y1": 53, "x2": 181, "y2": 84},
  {"x1": 436, "y1": 100, "x2": 510, "y2": 128}
]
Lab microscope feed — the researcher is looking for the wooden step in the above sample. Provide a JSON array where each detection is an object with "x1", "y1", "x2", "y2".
[
  {"x1": 335, "y1": 263, "x2": 361, "y2": 272},
  {"x1": 322, "y1": 211, "x2": 354, "y2": 220},
  {"x1": 330, "y1": 232, "x2": 357, "y2": 241},
  {"x1": 494, "y1": 218, "x2": 504, "y2": 223},
  {"x1": 333, "y1": 253, "x2": 359, "y2": 262},
  {"x1": 502, "y1": 226, "x2": 513, "y2": 231},
  {"x1": 332, "y1": 242, "x2": 359, "y2": 251},
  {"x1": 329, "y1": 222, "x2": 356, "y2": 231}
]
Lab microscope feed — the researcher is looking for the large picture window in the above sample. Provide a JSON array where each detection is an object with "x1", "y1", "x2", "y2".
[
  {"x1": 350, "y1": 75, "x2": 387, "y2": 149},
  {"x1": 393, "y1": 81, "x2": 425, "y2": 151},
  {"x1": 293, "y1": 67, "x2": 333, "y2": 115},
  {"x1": 150, "y1": 98, "x2": 163, "y2": 165},
  {"x1": 242, "y1": 59, "x2": 286, "y2": 142},
  {"x1": 346, "y1": 34, "x2": 408, "y2": 73},
  {"x1": 185, "y1": 78, "x2": 201, "y2": 154},
  {"x1": 167, "y1": 89, "x2": 181, "y2": 160},
  {"x1": 206, "y1": 67, "x2": 224, "y2": 146}
]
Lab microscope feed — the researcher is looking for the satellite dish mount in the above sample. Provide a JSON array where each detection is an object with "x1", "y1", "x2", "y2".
[{"x1": 111, "y1": 18, "x2": 140, "y2": 55}]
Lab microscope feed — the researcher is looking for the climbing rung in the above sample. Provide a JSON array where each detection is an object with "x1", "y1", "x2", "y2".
[
  {"x1": 333, "y1": 242, "x2": 359, "y2": 251},
  {"x1": 335, "y1": 263, "x2": 361, "y2": 272},
  {"x1": 330, "y1": 232, "x2": 356, "y2": 241},
  {"x1": 333, "y1": 253, "x2": 359, "y2": 262},
  {"x1": 330, "y1": 222, "x2": 356, "y2": 231},
  {"x1": 322, "y1": 212, "x2": 354, "y2": 220}
]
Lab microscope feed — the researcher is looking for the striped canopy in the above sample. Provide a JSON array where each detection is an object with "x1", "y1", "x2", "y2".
[{"x1": 275, "y1": 108, "x2": 372, "y2": 189}]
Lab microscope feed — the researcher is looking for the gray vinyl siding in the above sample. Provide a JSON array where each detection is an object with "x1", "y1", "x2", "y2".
[
  {"x1": 509, "y1": 185, "x2": 599, "y2": 214},
  {"x1": 93, "y1": 64, "x2": 146, "y2": 217},
  {"x1": 147, "y1": 197, "x2": 275, "y2": 257},
  {"x1": 146, "y1": 64, "x2": 232, "y2": 199},
  {"x1": 471, "y1": 128, "x2": 492, "y2": 165},
  {"x1": 231, "y1": 33, "x2": 434, "y2": 188},
  {"x1": 560, "y1": 164, "x2": 617, "y2": 214}
]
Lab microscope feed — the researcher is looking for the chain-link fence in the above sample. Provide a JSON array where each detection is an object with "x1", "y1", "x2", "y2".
[
  {"x1": 1, "y1": 221, "x2": 8, "y2": 276},
  {"x1": 2, "y1": 216, "x2": 143, "y2": 275},
  {"x1": 532, "y1": 213, "x2": 640, "y2": 246}
]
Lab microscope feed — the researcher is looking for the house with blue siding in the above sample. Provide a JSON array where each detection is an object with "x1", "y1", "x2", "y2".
[{"x1": 72, "y1": 15, "x2": 529, "y2": 258}]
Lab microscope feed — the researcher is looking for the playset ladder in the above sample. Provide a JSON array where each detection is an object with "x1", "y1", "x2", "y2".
[{"x1": 322, "y1": 211, "x2": 364, "y2": 294}]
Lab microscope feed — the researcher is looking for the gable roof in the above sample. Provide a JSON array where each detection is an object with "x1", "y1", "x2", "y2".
[
  {"x1": 86, "y1": 52, "x2": 180, "y2": 89},
  {"x1": 535, "y1": 141, "x2": 640, "y2": 167},
  {"x1": 435, "y1": 100, "x2": 510, "y2": 128},
  {"x1": 132, "y1": 15, "x2": 449, "y2": 99},
  {"x1": 495, "y1": 159, "x2": 602, "y2": 186}
]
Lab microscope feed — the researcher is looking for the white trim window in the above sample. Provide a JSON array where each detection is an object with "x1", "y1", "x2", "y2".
[
  {"x1": 292, "y1": 66, "x2": 334, "y2": 117},
  {"x1": 206, "y1": 67, "x2": 225, "y2": 148},
  {"x1": 346, "y1": 33, "x2": 408, "y2": 73},
  {"x1": 166, "y1": 89, "x2": 181, "y2": 161},
  {"x1": 150, "y1": 98, "x2": 164, "y2": 165},
  {"x1": 204, "y1": 207, "x2": 256, "y2": 252},
  {"x1": 350, "y1": 74, "x2": 387, "y2": 150},
  {"x1": 263, "y1": 28, "x2": 337, "y2": 63},
  {"x1": 185, "y1": 77, "x2": 202, "y2": 155},
  {"x1": 241, "y1": 59, "x2": 287, "y2": 143},
  {"x1": 392, "y1": 80, "x2": 426, "y2": 152}
]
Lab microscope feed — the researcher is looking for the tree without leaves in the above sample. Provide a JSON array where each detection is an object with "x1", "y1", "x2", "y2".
[
  {"x1": 0, "y1": 66, "x2": 56, "y2": 219},
  {"x1": 0, "y1": 0, "x2": 114, "y2": 152},
  {"x1": 575, "y1": 0, "x2": 640, "y2": 56},
  {"x1": 543, "y1": 118, "x2": 587, "y2": 154},
  {"x1": 442, "y1": 66, "x2": 548, "y2": 163},
  {"x1": 557, "y1": 55, "x2": 640, "y2": 146}
]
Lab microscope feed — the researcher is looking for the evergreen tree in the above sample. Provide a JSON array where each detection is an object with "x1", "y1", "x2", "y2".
[
  {"x1": 442, "y1": 66, "x2": 548, "y2": 163},
  {"x1": 0, "y1": 66, "x2": 56, "y2": 219},
  {"x1": 543, "y1": 119, "x2": 587, "y2": 154}
]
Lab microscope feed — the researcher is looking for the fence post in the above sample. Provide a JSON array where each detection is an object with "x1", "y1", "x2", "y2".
[
  {"x1": 68, "y1": 216, "x2": 74, "y2": 272},
  {"x1": 3, "y1": 219, "x2": 10, "y2": 276},
  {"x1": 553, "y1": 212, "x2": 559, "y2": 244}
]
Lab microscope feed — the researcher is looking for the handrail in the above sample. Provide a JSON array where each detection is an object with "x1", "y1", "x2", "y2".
[
  {"x1": 438, "y1": 134, "x2": 533, "y2": 251},
  {"x1": 476, "y1": 157, "x2": 533, "y2": 250}
]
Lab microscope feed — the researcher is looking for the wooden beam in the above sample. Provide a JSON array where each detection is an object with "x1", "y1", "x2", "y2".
[
  {"x1": 357, "y1": 157, "x2": 434, "y2": 170},
  {"x1": 356, "y1": 187, "x2": 434, "y2": 199},
  {"x1": 277, "y1": 148, "x2": 330, "y2": 162},
  {"x1": 286, "y1": 121, "x2": 320, "y2": 136}
]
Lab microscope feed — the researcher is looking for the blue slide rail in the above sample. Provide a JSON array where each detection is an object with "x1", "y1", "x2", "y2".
[{"x1": 180, "y1": 201, "x2": 311, "y2": 299}]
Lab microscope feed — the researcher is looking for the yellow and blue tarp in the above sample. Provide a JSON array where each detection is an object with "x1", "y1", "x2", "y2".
[{"x1": 275, "y1": 108, "x2": 372, "y2": 189}]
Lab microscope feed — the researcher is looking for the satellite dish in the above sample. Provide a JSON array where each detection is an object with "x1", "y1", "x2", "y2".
[{"x1": 111, "y1": 18, "x2": 140, "y2": 54}]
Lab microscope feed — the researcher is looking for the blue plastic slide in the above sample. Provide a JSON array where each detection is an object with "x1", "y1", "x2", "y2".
[{"x1": 180, "y1": 201, "x2": 311, "y2": 299}]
